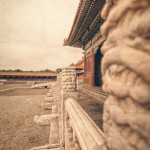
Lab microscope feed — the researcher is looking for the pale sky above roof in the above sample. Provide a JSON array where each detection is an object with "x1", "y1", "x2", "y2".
[{"x1": 0, "y1": 0, "x2": 83, "y2": 71}]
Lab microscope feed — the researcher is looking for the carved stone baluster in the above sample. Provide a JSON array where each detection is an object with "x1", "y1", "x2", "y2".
[{"x1": 61, "y1": 67, "x2": 77, "y2": 148}]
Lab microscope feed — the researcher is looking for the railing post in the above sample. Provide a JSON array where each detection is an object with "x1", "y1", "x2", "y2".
[{"x1": 60, "y1": 67, "x2": 77, "y2": 149}]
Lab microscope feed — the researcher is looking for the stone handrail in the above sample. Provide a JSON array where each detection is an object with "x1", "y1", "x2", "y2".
[{"x1": 65, "y1": 98, "x2": 105, "y2": 150}]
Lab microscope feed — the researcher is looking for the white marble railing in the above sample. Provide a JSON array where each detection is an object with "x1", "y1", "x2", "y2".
[{"x1": 65, "y1": 98, "x2": 105, "y2": 150}]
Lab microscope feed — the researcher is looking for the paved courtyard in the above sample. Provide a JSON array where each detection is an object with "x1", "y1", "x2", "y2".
[{"x1": 0, "y1": 84, "x2": 50, "y2": 150}]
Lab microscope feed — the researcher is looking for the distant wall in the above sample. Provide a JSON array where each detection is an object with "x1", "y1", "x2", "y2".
[
  {"x1": 4, "y1": 81, "x2": 27, "y2": 84},
  {"x1": 0, "y1": 76, "x2": 57, "y2": 82}
]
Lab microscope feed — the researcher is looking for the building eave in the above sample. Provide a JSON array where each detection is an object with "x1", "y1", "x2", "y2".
[{"x1": 64, "y1": 0, "x2": 105, "y2": 48}]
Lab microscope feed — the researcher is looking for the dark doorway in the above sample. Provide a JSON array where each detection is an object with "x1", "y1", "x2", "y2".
[{"x1": 95, "y1": 46, "x2": 103, "y2": 86}]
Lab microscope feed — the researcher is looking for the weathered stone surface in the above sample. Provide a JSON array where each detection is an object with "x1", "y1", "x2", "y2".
[
  {"x1": 41, "y1": 103, "x2": 53, "y2": 110},
  {"x1": 101, "y1": 0, "x2": 150, "y2": 150},
  {"x1": 31, "y1": 83, "x2": 52, "y2": 89},
  {"x1": 61, "y1": 67, "x2": 76, "y2": 92},
  {"x1": 34, "y1": 114, "x2": 59, "y2": 126},
  {"x1": 49, "y1": 120, "x2": 60, "y2": 145},
  {"x1": 47, "y1": 93, "x2": 53, "y2": 97},
  {"x1": 62, "y1": 92, "x2": 78, "y2": 102},
  {"x1": 52, "y1": 105, "x2": 58, "y2": 114},
  {"x1": 59, "y1": 67, "x2": 78, "y2": 148},
  {"x1": 45, "y1": 97, "x2": 57, "y2": 102}
]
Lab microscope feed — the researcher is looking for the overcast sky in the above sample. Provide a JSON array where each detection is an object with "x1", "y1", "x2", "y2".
[{"x1": 0, "y1": 0, "x2": 83, "y2": 71}]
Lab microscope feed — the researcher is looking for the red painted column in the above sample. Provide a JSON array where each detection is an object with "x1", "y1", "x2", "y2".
[
  {"x1": 84, "y1": 54, "x2": 86, "y2": 77},
  {"x1": 91, "y1": 49, "x2": 95, "y2": 86}
]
